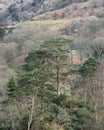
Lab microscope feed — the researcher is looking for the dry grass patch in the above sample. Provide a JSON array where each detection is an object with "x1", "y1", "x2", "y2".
[{"x1": 19, "y1": 19, "x2": 68, "y2": 28}]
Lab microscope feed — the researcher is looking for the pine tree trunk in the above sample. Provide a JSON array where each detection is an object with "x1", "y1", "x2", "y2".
[
  {"x1": 56, "y1": 68, "x2": 60, "y2": 96},
  {"x1": 84, "y1": 88, "x2": 87, "y2": 106},
  {"x1": 28, "y1": 95, "x2": 35, "y2": 130}
]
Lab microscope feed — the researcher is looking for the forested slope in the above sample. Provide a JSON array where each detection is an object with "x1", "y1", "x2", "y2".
[{"x1": 0, "y1": 0, "x2": 104, "y2": 130}]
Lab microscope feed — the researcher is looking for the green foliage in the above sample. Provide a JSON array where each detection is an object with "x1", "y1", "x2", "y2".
[
  {"x1": 53, "y1": 94, "x2": 69, "y2": 108},
  {"x1": 61, "y1": 84, "x2": 71, "y2": 96},
  {"x1": 40, "y1": 38, "x2": 71, "y2": 74},
  {"x1": 53, "y1": 95, "x2": 88, "y2": 109},
  {"x1": 79, "y1": 57, "x2": 98, "y2": 78},
  {"x1": 0, "y1": 27, "x2": 5, "y2": 40},
  {"x1": 53, "y1": 96, "x2": 94, "y2": 130},
  {"x1": 17, "y1": 38, "x2": 71, "y2": 97},
  {"x1": 31, "y1": 104, "x2": 70, "y2": 130},
  {"x1": 7, "y1": 76, "x2": 16, "y2": 99},
  {"x1": 0, "y1": 128, "x2": 9, "y2": 130},
  {"x1": 17, "y1": 49, "x2": 53, "y2": 96},
  {"x1": 65, "y1": 98, "x2": 86, "y2": 109},
  {"x1": 68, "y1": 108, "x2": 92, "y2": 130},
  {"x1": 15, "y1": 38, "x2": 95, "y2": 130},
  {"x1": 41, "y1": 38, "x2": 72, "y2": 95}
]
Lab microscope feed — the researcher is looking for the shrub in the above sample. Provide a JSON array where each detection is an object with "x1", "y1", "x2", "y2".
[
  {"x1": 0, "y1": 27, "x2": 5, "y2": 40},
  {"x1": 79, "y1": 58, "x2": 98, "y2": 78}
]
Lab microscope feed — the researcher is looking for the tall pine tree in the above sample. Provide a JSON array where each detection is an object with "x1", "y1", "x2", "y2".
[{"x1": 41, "y1": 38, "x2": 72, "y2": 96}]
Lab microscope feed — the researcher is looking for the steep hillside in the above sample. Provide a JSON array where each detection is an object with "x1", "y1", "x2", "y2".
[
  {"x1": 1, "y1": 0, "x2": 84, "y2": 24},
  {"x1": 0, "y1": 0, "x2": 104, "y2": 129},
  {"x1": 0, "y1": 0, "x2": 104, "y2": 25}
]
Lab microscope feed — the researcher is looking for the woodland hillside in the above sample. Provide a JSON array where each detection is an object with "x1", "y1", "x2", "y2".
[{"x1": 0, "y1": 0, "x2": 104, "y2": 130}]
